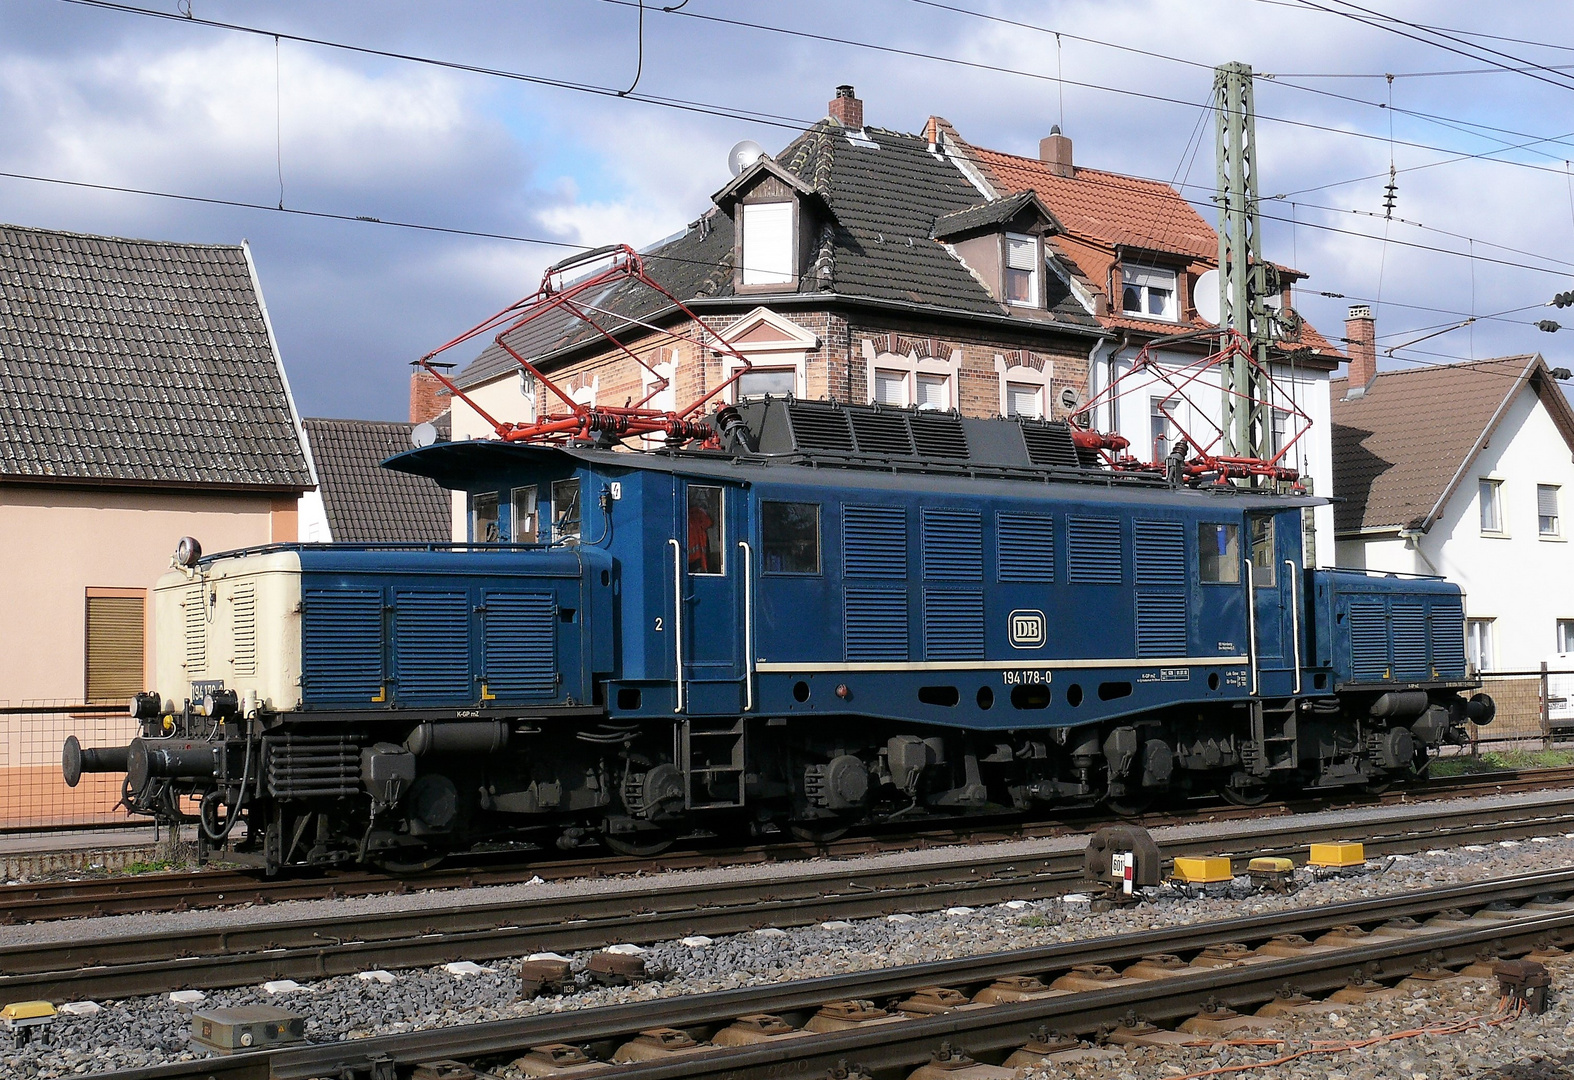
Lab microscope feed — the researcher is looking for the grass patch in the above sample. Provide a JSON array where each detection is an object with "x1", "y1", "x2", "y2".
[
  {"x1": 1429, "y1": 748, "x2": 1574, "y2": 776},
  {"x1": 119, "y1": 859, "x2": 174, "y2": 875}
]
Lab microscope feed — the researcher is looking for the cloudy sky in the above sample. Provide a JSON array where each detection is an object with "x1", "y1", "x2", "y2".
[{"x1": 4, "y1": 0, "x2": 1572, "y2": 419}]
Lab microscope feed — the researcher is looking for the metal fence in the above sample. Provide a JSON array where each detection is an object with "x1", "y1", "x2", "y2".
[
  {"x1": 1469, "y1": 666, "x2": 1574, "y2": 748},
  {"x1": 0, "y1": 703, "x2": 140, "y2": 834}
]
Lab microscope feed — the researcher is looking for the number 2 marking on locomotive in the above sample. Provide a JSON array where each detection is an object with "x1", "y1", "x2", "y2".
[{"x1": 654, "y1": 617, "x2": 664, "y2": 632}]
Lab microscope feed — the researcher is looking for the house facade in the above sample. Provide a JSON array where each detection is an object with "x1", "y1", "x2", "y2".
[
  {"x1": 445, "y1": 87, "x2": 1109, "y2": 539},
  {"x1": 943, "y1": 123, "x2": 1346, "y2": 565},
  {"x1": 1331, "y1": 341, "x2": 1574, "y2": 678},
  {"x1": 0, "y1": 224, "x2": 313, "y2": 795}
]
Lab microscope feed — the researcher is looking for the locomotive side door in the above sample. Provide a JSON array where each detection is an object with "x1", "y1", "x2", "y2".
[
  {"x1": 1247, "y1": 510, "x2": 1298, "y2": 696},
  {"x1": 672, "y1": 480, "x2": 748, "y2": 716}
]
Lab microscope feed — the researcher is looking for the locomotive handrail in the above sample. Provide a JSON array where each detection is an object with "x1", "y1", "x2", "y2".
[
  {"x1": 739, "y1": 540, "x2": 755, "y2": 713},
  {"x1": 1246, "y1": 571, "x2": 1259, "y2": 696},
  {"x1": 669, "y1": 538, "x2": 685, "y2": 714},
  {"x1": 1286, "y1": 559, "x2": 1302, "y2": 696}
]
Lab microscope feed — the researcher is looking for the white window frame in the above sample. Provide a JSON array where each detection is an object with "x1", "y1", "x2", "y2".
[
  {"x1": 995, "y1": 355, "x2": 1053, "y2": 418},
  {"x1": 1556, "y1": 618, "x2": 1574, "y2": 655},
  {"x1": 716, "y1": 309, "x2": 817, "y2": 404},
  {"x1": 1479, "y1": 478, "x2": 1506, "y2": 536},
  {"x1": 1538, "y1": 483, "x2": 1561, "y2": 538},
  {"x1": 1149, "y1": 395, "x2": 1180, "y2": 463},
  {"x1": 1004, "y1": 231, "x2": 1040, "y2": 308},
  {"x1": 864, "y1": 344, "x2": 959, "y2": 411},
  {"x1": 1120, "y1": 265, "x2": 1180, "y2": 322},
  {"x1": 1466, "y1": 617, "x2": 1495, "y2": 674},
  {"x1": 739, "y1": 201, "x2": 795, "y2": 287}
]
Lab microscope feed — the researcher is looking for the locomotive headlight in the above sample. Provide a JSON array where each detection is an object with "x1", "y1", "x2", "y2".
[{"x1": 174, "y1": 536, "x2": 202, "y2": 569}]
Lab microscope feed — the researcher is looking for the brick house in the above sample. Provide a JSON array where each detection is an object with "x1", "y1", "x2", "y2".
[{"x1": 444, "y1": 87, "x2": 1108, "y2": 539}]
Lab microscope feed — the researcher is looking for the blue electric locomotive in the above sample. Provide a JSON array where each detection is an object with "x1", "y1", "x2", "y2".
[{"x1": 64, "y1": 398, "x2": 1492, "y2": 870}]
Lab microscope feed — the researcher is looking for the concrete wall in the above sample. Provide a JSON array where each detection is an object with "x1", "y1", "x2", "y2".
[{"x1": 0, "y1": 485, "x2": 288, "y2": 704}]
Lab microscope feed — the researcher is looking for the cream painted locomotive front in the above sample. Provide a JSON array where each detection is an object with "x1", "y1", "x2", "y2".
[{"x1": 152, "y1": 551, "x2": 304, "y2": 712}]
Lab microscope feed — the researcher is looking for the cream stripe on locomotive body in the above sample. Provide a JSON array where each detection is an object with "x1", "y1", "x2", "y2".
[{"x1": 60, "y1": 398, "x2": 1492, "y2": 872}]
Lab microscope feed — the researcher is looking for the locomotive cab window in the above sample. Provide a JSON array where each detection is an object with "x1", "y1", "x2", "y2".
[
  {"x1": 510, "y1": 485, "x2": 538, "y2": 543},
  {"x1": 1249, "y1": 515, "x2": 1276, "y2": 587},
  {"x1": 687, "y1": 485, "x2": 724, "y2": 575},
  {"x1": 1198, "y1": 522, "x2": 1240, "y2": 583},
  {"x1": 470, "y1": 491, "x2": 500, "y2": 543},
  {"x1": 551, "y1": 479, "x2": 581, "y2": 543},
  {"x1": 761, "y1": 501, "x2": 820, "y2": 574}
]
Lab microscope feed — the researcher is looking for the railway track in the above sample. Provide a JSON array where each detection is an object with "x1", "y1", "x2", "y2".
[
  {"x1": 7, "y1": 791, "x2": 1574, "y2": 1004},
  {"x1": 84, "y1": 863, "x2": 1574, "y2": 1080},
  {"x1": 7, "y1": 763, "x2": 1572, "y2": 925}
]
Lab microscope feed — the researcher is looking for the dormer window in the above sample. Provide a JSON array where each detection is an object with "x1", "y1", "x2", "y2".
[
  {"x1": 740, "y1": 201, "x2": 795, "y2": 286},
  {"x1": 1005, "y1": 233, "x2": 1039, "y2": 306},
  {"x1": 1121, "y1": 266, "x2": 1178, "y2": 321}
]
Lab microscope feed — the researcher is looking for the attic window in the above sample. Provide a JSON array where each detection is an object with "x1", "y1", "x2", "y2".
[
  {"x1": 1005, "y1": 232, "x2": 1039, "y2": 306},
  {"x1": 740, "y1": 202, "x2": 795, "y2": 286},
  {"x1": 1121, "y1": 265, "x2": 1178, "y2": 321}
]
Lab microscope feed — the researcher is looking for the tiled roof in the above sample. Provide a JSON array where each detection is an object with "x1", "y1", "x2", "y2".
[
  {"x1": 0, "y1": 223, "x2": 312, "y2": 490},
  {"x1": 931, "y1": 190, "x2": 1053, "y2": 239},
  {"x1": 302, "y1": 418, "x2": 450, "y2": 543},
  {"x1": 1330, "y1": 355, "x2": 1574, "y2": 534},
  {"x1": 456, "y1": 123, "x2": 1101, "y2": 390},
  {"x1": 969, "y1": 147, "x2": 1343, "y2": 360}
]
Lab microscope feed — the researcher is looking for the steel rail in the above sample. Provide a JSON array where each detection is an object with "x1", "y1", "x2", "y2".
[
  {"x1": 83, "y1": 866, "x2": 1574, "y2": 1080},
  {"x1": 7, "y1": 795, "x2": 1574, "y2": 1003},
  {"x1": 9, "y1": 767, "x2": 1574, "y2": 925}
]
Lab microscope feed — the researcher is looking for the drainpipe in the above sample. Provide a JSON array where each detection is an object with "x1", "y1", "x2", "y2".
[
  {"x1": 1087, "y1": 330, "x2": 1130, "y2": 433},
  {"x1": 1398, "y1": 527, "x2": 1439, "y2": 576}
]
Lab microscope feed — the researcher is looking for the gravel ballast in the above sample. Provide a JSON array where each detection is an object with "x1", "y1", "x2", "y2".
[{"x1": 6, "y1": 824, "x2": 1574, "y2": 1078}]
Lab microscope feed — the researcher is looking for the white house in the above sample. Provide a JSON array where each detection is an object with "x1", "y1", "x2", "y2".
[{"x1": 1331, "y1": 341, "x2": 1574, "y2": 675}]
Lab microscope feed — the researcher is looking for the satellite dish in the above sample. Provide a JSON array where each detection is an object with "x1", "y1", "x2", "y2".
[
  {"x1": 727, "y1": 140, "x2": 767, "y2": 177},
  {"x1": 411, "y1": 421, "x2": 439, "y2": 448},
  {"x1": 1193, "y1": 269, "x2": 1220, "y2": 325}
]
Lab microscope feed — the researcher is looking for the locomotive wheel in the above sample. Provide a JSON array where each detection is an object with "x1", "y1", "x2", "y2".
[
  {"x1": 789, "y1": 821, "x2": 850, "y2": 844},
  {"x1": 1104, "y1": 793, "x2": 1154, "y2": 817},
  {"x1": 1218, "y1": 774, "x2": 1271, "y2": 806},
  {"x1": 373, "y1": 852, "x2": 446, "y2": 874},
  {"x1": 602, "y1": 832, "x2": 674, "y2": 857}
]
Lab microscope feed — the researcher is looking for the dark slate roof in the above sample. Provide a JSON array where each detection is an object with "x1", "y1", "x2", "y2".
[
  {"x1": 0, "y1": 223, "x2": 313, "y2": 490},
  {"x1": 456, "y1": 122, "x2": 1101, "y2": 390},
  {"x1": 302, "y1": 418, "x2": 451, "y2": 543},
  {"x1": 1330, "y1": 355, "x2": 1574, "y2": 534},
  {"x1": 931, "y1": 190, "x2": 1053, "y2": 239}
]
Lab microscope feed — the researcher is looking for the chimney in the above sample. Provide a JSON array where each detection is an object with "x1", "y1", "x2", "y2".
[
  {"x1": 1039, "y1": 125, "x2": 1073, "y2": 178},
  {"x1": 1344, "y1": 304, "x2": 1377, "y2": 396},
  {"x1": 409, "y1": 364, "x2": 451, "y2": 425},
  {"x1": 828, "y1": 84, "x2": 863, "y2": 129}
]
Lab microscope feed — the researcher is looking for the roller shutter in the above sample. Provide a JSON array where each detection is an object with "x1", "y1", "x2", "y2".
[{"x1": 85, "y1": 594, "x2": 145, "y2": 704}]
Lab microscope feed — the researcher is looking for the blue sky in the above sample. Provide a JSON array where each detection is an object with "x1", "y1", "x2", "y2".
[{"x1": 2, "y1": 0, "x2": 1572, "y2": 419}]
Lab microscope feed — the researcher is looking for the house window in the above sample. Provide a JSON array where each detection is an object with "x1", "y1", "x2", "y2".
[
  {"x1": 1557, "y1": 619, "x2": 1574, "y2": 654},
  {"x1": 736, "y1": 367, "x2": 797, "y2": 399},
  {"x1": 1479, "y1": 479, "x2": 1504, "y2": 534},
  {"x1": 1121, "y1": 266, "x2": 1178, "y2": 321},
  {"x1": 550, "y1": 478, "x2": 581, "y2": 543},
  {"x1": 510, "y1": 486, "x2": 538, "y2": 543},
  {"x1": 1005, "y1": 232, "x2": 1039, "y2": 306},
  {"x1": 874, "y1": 368, "x2": 908, "y2": 406},
  {"x1": 740, "y1": 202, "x2": 794, "y2": 286},
  {"x1": 1198, "y1": 522, "x2": 1240, "y2": 583},
  {"x1": 1005, "y1": 382, "x2": 1042, "y2": 418},
  {"x1": 1538, "y1": 484, "x2": 1561, "y2": 537},
  {"x1": 761, "y1": 501, "x2": 820, "y2": 574},
  {"x1": 470, "y1": 491, "x2": 500, "y2": 543},
  {"x1": 687, "y1": 486, "x2": 724, "y2": 575},
  {"x1": 1466, "y1": 618, "x2": 1495, "y2": 673},
  {"x1": 915, "y1": 373, "x2": 950, "y2": 410},
  {"x1": 85, "y1": 592, "x2": 145, "y2": 703},
  {"x1": 1270, "y1": 409, "x2": 1291, "y2": 458},
  {"x1": 1149, "y1": 396, "x2": 1178, "y2": 462}
]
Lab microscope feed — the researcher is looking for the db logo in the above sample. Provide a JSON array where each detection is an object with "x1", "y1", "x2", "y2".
[{"x1": 1009, "y1": 609, "x2": 1046, "y2": 649}]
